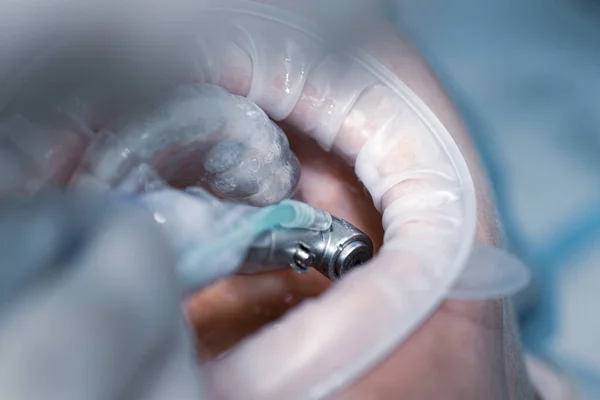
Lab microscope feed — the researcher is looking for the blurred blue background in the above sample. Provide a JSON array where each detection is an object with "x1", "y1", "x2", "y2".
[{"x1": 388, "y1": 0, "x2": 600, "y2": 397}]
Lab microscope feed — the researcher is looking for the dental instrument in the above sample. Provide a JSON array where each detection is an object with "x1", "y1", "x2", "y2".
[
  {"x1": 129, "y1": 171, "x2": 373, "y2": 292},
  {"x1": 241, "y1": 216, "x2": 373, "y2": 281}
]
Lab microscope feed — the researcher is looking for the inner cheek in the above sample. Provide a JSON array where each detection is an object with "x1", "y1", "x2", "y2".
[
  {"x1": 186, "y1": 129, "x2": 384, "y2": 360},
  {"x1": 288, "y1": 131, "x2": 384, "y2": 248}
]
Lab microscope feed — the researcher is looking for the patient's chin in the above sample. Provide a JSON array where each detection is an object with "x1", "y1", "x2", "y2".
[{"x1": 186, "y1": 130, "x2": 384, "y2": 360}]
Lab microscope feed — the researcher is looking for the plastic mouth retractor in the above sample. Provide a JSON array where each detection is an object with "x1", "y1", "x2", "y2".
[{"x1": 182, "y1": 2, "x2": 531, "y2": 399}]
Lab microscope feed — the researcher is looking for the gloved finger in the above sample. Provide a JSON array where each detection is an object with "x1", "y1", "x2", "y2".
[
  {"x1": 0, "y1": 2, "x2": 301, "y2": 206},
  {"x1": 70, "y1": 83, "x2": 300, "y2": 206},
  {"x1": 0, "y1": 191, "x2": 114, "y2": 311},
  {"x1": 0, "y1": 191, "x2": 207, "y2": 400},
  {"x1": 180, "y1": 2, "x2": 490, "y2": 399},
  {"x1": 0, "y1": 83, "x2": 300, "y2": 206}
]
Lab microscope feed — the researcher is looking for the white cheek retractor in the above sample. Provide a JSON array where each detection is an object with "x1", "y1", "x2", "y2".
[
  {"x1": 0, "y1": 2, "x2": 531, "y2": 399},
  {"x1": 180, "y1": 2, "x2": 531, "y2": 399},
  {"x1": 180, "y1": 2, "x2": 530, "y2": 298},
  {"x1": 14, "y1": 0, "x2": 528, "y2": 398}
]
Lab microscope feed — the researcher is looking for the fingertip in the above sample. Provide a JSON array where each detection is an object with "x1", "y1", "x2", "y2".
[
  {"x1": 203, "y1": 140, "x2": 247, "y2": 175},
  {"x1": 245, "y1": 156, "x2": 301, "y2": 206},
  {"x1": 69, "y1": 201, "x2": 182, "y2": 341},
  {"x1": 0, "y1": 193, "x2": 183, "y2": 399}
]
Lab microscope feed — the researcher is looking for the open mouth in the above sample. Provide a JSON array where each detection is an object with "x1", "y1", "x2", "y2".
[
  {"x1": 0, "y1": 6, "x2": 479, "y2": 397},
  {"x1": 0, "y1": 77, "x2": 385, "y2": 362}
]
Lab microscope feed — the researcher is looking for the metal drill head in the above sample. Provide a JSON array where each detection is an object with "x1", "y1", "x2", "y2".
[
  {"x1": 335, "y1": 239, "x2": 373, "y2": 276},
  {"x1": 313, "y1": 216, "x2": 374, "y2": 281},
  {"x1": 242, "y1": 214, "x2": 374, "y2": 281}
]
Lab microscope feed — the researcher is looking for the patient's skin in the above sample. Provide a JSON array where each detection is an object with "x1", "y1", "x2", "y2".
[{"x1": 186, "y1": 3, "x2": 537, "y2": 398}]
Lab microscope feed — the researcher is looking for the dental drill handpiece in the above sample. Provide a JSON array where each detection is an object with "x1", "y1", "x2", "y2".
[{"x1": 240, "y1": 215, "x2": 374, "y2": 281}]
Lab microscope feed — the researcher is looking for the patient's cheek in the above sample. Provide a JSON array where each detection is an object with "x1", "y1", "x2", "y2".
[{"x1": 186, "y1": 133, "x2": 384, "y2": 359}]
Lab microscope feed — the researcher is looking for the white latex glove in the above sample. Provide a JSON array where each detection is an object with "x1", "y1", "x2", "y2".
[
  {"x1": 0, "y1": 1, "x2": 536, "y2": 399},
  {"x1": 0, "y1": 82, "x2": 304, "y2": 399},
  {"x1": 0, "y1": 191, "x2": 208, "y2": 400}
]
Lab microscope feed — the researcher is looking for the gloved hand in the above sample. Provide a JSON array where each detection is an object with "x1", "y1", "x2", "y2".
[
  {"x1": 0, "y1": 1, "x2": 537, "y2": 399},
  {"x1": 0, "y1": 81, "x2": 303, "y2": 399},
  {"x1": 0, "y1": 191, "x2": 208, "y2": 400}
]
